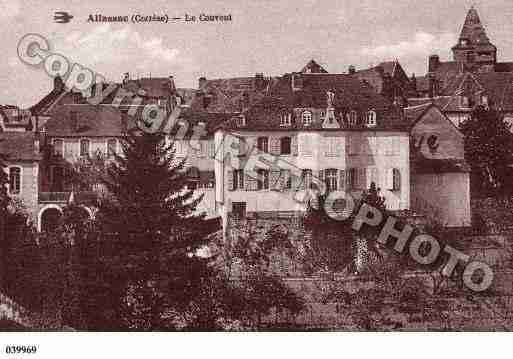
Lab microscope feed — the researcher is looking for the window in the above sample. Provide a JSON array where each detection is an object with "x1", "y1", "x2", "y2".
[
  {"x1": 9, "y1": 167, "x2": 21, "y2": 195},
  {"x1": 257, "y1": 137, "x2": 269, "y2": 153},
  {"x1": 302, "y1": 110, "x2": 312, "y2": 126},
  {"x1": 325, "y1": 137, "x2": 340, "y2": 156},
  {"x1": 52, "y1": 166, "x2": 65, "y2": 191},
  {"x1": 282, "y1": 170, "x2": 292, "y2": 190},
  {"x1": 392, "y1": 168, "x2": 401, "y2": 191},
  {"x1": 300, "y1": 136, "x2": 313, "y2": 156},
  {"x1": 232, "y1": 202, "x2": 246, "y2": 219},
  {"x1": 53, "y1": 139, "x2": 64, "y2": 157},
  {"x1": 482, "y1": 95, "x2": 489, "y2": 107},
  {"x1": 348, "y1": 136, "x2": 359, "y2": 155},
  {"x1": 107, "y1": 139, "x2": 117, "y2": 157},
  {"x1": 325, "y1": 168, "x2": 338, "y2": 192},
  {"x1": 349, "y1": 110, "x2": 358, "y2": 126},
  {"x1": 280, "y1": 137, "x2": 291, "y2": 155},
  {"x1": 280, "y1": 113, "x2": 292, "y2": 127},
  {"x1": 80, "y1": 139, "x2": 90, "y2": 157},
  {"x1": 366, "y1": 110, "x2": 377, "y2": 127},
  {"x1": 236, "y1": 115, "x2": 246, "y2": 127},
  {"x1": 320, "y1": 111, "x2": 325, "y2": 118},
  {"x1": 348, "y1": 168, "x2": 358, "y2": 189},
  {"x1": 461, "y1": 96, "x2": 470, "y2": 108},
  {"x1": 301, "y1": 169, "x2": 312, "y2": 189},
  {"x1": 233, "y1": 169, "x2": 244, "y2": 190},
  {"x1": 257, "y1": 169, "x2": 269, "y2": 190}
]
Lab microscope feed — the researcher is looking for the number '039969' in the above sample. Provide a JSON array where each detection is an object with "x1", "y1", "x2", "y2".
[{"x1": 5, "y1": 345, "x2": 37, "y2": 354}]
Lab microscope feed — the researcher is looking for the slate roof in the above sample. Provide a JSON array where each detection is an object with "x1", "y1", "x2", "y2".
[
  {"x1": 407, "y1": 96, "x2": 463, "y2": 112},
  {"x1": 44, "y1": 104, "x2": 125, "y2": 137},
  {"x1": 454, "y1": 7, "x2": 496, "y2": 51},
  {"x1": 0, "y1": 132, "x2": 41, "y2": 161},
  {"x1": 30, "y1": 88, "x2": 66, "y2": 116},
  {"x1": 219, "y1": 73, "x2": 407, "y2": 131},
  {"x1": 300, "y1": 59, "x2": 328, "y2": 74}
]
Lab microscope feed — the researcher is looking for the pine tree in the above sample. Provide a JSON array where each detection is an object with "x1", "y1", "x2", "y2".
[{"x1": 97, "y1": 130, "x2": 216, "y2": 330}]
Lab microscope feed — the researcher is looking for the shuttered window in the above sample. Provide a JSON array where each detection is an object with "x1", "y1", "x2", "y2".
[{"x1": 9, "y1": 167, "x2": 21, "y2": 195}]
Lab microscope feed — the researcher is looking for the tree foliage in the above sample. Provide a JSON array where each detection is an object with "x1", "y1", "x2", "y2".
[{"x1": 460, "y1": 106, "x2": 513, "y2": 196}]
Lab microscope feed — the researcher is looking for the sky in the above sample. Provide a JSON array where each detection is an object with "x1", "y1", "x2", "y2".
[{"x1": 1, "y1": 0, "x2": 513, "y2": 108}]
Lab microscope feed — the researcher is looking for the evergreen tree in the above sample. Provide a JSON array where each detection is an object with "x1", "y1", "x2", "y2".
[
  {"x1": 460, "y1": 105, "x2": 513, "y2": 196},
  {"x1": 97, "y1": 130, "x2": 216, "y2": 330}
]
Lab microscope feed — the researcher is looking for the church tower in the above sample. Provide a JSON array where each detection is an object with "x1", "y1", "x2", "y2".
[{"x1": 451, "y1": 6, "x2": 497, "y2": 72}]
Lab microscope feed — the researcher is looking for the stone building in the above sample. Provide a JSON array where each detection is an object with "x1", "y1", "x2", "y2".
[{"x1": 412, "y1": 6, "x2": 513, "y2": 127}]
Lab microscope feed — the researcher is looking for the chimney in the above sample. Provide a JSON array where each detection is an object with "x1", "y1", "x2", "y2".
[
  {"x1": 410, "y1": 73, "x2": 417, "y2": 90},
  {"x1": 54, "y1": 75, "x2": 65, "y2": 92},
  {"x1": 241, "y1": 91, "x2": 250, "y2": 110},
  {"x1": 198, "y1": 76, "x2": 207, "y2": 90},
  {"x1": 254, "y1": 73, "x2": 265, "y2": 91},
  {"x1": 428, "y1": 55, "x2": 440, "y2": 73},
  {"x1": 34, "y1": 131, "x2": 40, "y2": 154},
  {"x1": 291, "y1": 73, "x2": 303, "y2": 91},
  {"x1": 168, "y1": 75, "x2": 176, "y2": 92},
  {"x1": 348, "y1": 65, "x2": 356, "y2": 74},
  {"x1": 428, "y1": 72, "x2": 437, "y2": 98}
]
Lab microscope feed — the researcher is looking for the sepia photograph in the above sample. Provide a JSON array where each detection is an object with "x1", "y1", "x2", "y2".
[{"x1": 0, "y1": 0, "x2": 512, "y2": 356}]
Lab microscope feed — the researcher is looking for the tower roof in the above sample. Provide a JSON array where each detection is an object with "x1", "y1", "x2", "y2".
[{"x1": 457, "y1": 6, "x2": 495, "y2": 49}]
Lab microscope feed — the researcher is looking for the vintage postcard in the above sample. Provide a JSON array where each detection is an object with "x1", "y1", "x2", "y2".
[{"x1": 0, "y1": 0, "x2": 512, "y2": 355}]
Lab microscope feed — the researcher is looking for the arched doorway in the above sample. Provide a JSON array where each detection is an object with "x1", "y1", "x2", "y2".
[{"x1": 38, "y1": 206, "x2": 62, "y2": 232}]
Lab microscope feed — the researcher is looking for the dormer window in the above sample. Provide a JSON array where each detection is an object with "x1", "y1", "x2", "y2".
[
  {"x1": 461, "y1": 96, "x2": 470, "y2": 108},
  {"x1": 365, "y1": 110, "x2": 377, "y2": 127},
  {"x1": 320, "y1": 111, "x2": 325, "y2": 118},
  {"x1": 348, "y1": 110, "x2": 358, "y2": 126},
  {"x1": 236, "y1": 115, "x2": 246, "y2": 127},
  {"x1": 302, "y1": 110, "x2": 312, "y2": 126},
  {"x1": 280, "y1": 113, "x2": 292, "y2": 127},
  {"x1": 482, "y1": 95, "x2": 489, "y2": 107}
]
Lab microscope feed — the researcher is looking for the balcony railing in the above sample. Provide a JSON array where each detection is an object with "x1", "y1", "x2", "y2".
[{"x1": 38, "y1": 192, "x2": 70, "y2": 203}]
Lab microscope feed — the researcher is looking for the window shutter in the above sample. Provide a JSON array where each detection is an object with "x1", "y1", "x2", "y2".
[
  {"x1": 370, "y1": 167, "x2": 378, "y2": 187},
  {"x1": 339, "y1": 169, "x2": 346, "y2": 191},
  {"x1": 393, "y1": 168, "x2": 401, "y2": 191},
  {"x1": 335, "y1": 138, "x2": 343, "y2": 157},
  {"x1": 227, "y1": 170, "x2": 234, "y2": 191},
  {"x1": 298, "y1": 172, "x2": 306, "y2": 190},
  {"x1": 359, "y1": 168, "x2": 367, "y2": 190},
  {"x1": 323, "y1": 138, "x2": 331, "y2": 156},
  {"x1": 270, "y1": 137, "x2": 280, "y2": 155},
  {"x1": 208, "y1": 140, "x2": 216, "y2": 158},
  {"x1": 291, "y1": 136, "x2": 298, "y2": 156},
  {"x1": 318, "y1": 170, "x2": 325, "y2": 190},
  {"x1": 386, "y1": 168, "x2": 394, "y2": 190}
]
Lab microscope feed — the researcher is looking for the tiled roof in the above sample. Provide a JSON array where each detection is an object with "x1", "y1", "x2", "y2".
[
  {"x1": 0, "y1": 132, "x2": 41, "y2": 161},
  {"x1": 30, "y1": 88, "x2": 66, "y2": 116},
  {"x1": 44, "y1": 104, "x2": 125, "y2": 137}
]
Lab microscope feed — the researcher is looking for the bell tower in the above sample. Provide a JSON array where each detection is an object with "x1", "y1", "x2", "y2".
[{"x1": 451, "y1": 6, "x2": 497, "y2": 72}]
